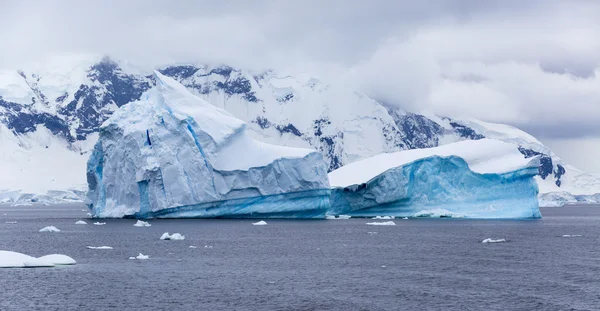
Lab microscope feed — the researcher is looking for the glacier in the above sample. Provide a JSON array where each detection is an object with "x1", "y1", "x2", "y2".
[
  {"x1": 86, "y1": 71, "x2": 330, "y2": 218},
  {"x1": 328, "y1": 139, "x2": 542, "y2": 219}
]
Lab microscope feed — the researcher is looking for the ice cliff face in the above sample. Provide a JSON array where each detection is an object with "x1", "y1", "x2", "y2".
[
  {"x1": 86, "y1": 72, "x2": 330, "y2": 218},
  {"x1": 328, "y1": 139, "x2": 541, "y2": 219},
  {"x1": 0, "y1": 56, "x2": 598, "y2": 205}
]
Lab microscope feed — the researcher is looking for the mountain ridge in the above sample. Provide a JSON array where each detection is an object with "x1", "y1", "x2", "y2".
[{"x1": 0, "y1": 56, "x2": 597, "y2": 205}]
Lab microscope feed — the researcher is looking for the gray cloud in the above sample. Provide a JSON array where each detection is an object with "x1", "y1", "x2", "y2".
[{"x1": 1, "y1": 1, "x2": 599, "y2": 142}]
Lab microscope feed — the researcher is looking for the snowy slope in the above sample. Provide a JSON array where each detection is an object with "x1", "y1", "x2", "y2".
[{"x1": 0, "y1": 56, "x2": 598, "y2": 205}]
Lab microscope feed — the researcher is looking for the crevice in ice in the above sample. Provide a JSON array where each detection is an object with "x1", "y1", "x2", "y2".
[{"x1": 185, "y1": 120, "x2": 217, "y2": 193}]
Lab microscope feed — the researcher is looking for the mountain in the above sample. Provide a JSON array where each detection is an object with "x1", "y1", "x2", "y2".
[{"x1": 0, "y1": 56, "x2": 598, "y2": 205}]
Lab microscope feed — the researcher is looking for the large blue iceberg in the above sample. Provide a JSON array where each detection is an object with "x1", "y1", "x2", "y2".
[
  {"x1": 86, "y1": 72, "x2": 330, "y2": 218},
  {"x1": 328, "y1": 139, "x2": 541, "y2": 219}
]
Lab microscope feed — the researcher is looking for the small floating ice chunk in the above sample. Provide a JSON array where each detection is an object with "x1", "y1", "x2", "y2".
[
  {"x1": 160, "y1": 232, "x2": 185, "y2": 240},
  {"x1": 367, "y1": 232, "x2": 378, "y2": 234},
  {"x1": 252, "y1": 221, "x2": 268, "y2": 226},
  {"x1": 366, "y1": 221, "x2": 396, "y2": 226},
  {"x1": 372, "y1": 216, "x2": 393, "y2": 220},
  {"x1": 136, "y1": 253, "x2": 149, "y2": 260},
  {"x1": 93, "y1": 222, "x2": 106, "y2": 226},
  {"x1": 482, "y1": 238, "x2": 506, "y2": 243},
  {"x1": 5, "y1": 221, "x2": 17, "y2": 224},
  {"x1": 562, "y1": 235, "x2": 582, "y2": 238},
  {"x1": 75, "y1": 220, "x2": 87, "y2": 225},
  {"x1": 189, "y1": 246, "x2": 197, "y2": 249},
  {"x1": 204, "y1": 245, "x2": 213, "y2": 249},
  {"x1": 133, "y1": 220, "x2": 151, "y2": 227},
  {"x1": 402, "y1": 217, "x2": 409, "y2": 220},
  {"x1": 39, "y1": 226, "x2": 60, "y2": 232},
  {"x1": 86, "y1": 246, "x2": 113, "y2": 250},
  {"x1": 86, "y1": 213, "x2": 92, "y2": 216},
  {"x1": 325, "y1": 215, "x2": 336, "y2": 220},
  {"x1": 128, "y1": 257, "x2": 136, "y2": 260}
]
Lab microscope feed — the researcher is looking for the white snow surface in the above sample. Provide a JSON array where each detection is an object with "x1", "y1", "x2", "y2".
[{"x1": 329, "y1": 139, "x2": 538, "y2": 188}]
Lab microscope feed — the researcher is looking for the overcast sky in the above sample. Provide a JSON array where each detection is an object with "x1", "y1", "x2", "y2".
[{"x1": 1, "y1": 0, "x2": 599, "y2": 172}]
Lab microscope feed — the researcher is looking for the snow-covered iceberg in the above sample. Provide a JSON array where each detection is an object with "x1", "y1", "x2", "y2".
[
  {"x1": 86, "y1": 72, "x2": 330, "y2": 218},
  {"x1": 328, "y1": 139, "x2": 541, "y2": 219}
]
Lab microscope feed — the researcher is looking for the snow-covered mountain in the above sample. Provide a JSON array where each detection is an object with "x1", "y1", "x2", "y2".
[{"x1": 1, "y1": 56, "x2": 598, "y2": 204}]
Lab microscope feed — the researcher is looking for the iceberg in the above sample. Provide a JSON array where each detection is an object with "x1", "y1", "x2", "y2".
[
  {"x1": 86, "y1": 71, "x2": 330, "y2": 219},
  {"x1": 328, "y1": 139, "x2": 541, "y2": 219}
]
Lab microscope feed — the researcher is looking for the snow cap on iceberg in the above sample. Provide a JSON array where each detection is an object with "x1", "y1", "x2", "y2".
[
  {"x1": 329, "y1": 139, "x2": 539, "y2": 188},
  {"x1": 86, "y1": 71, "x2": 330, "y2": 219}
]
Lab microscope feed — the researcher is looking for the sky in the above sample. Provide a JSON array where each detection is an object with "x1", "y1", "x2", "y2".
[{"x1": 0, "y1": 0, "x2": 599, "y2": 172}]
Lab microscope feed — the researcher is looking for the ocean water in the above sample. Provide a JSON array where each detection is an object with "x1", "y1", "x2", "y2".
[{"x1": 1, "y1": 204, "x2": 599, "y2": 311}]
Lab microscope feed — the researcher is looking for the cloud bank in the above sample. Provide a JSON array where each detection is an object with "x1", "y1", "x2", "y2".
[{"x1": 1, "y1": 0, "x2": 599, "y2": 170}]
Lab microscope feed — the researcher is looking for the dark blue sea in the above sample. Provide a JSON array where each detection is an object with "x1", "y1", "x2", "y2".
[{"x1": 1, "y1": 204, "x2": 599, "y2": 311}]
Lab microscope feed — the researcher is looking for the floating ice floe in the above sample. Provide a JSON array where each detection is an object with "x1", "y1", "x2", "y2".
[
  {"x1": 0, "y1": 251, "x2": 76, "y2": 268},
  {"x1": 204, "y1": 245, "x2": 213, "y2": 249},
  {"x1": 160, "y1": 232, "x2": 185, "y2": 240},
  {"x1": 75, "y1": 220, "x2": 87, "y2": 225},
  {"x1": 93, "y1": 222, "x2": 106, "y2": 226},
  {"x1": 562, "y1": 235, "x2": 582, "y2": 238},
  {"x1": 482, "y1": 238, "x2": 507, "y2": 243},
  {"x1": 325, "y1": 215, "x2": 351, "y2": 220},
  {"x1": 366, "y1": 221, "x2": 396, "y2": 226},
  {"x1": 5, "y1": 221, "x2": 17, "y2": 224},
  {"x1": 189, "y1": 246, "x2": 197, "y2": 249},
  {"x1": 252, "y1": 221, "x2": 268, "y2": 226},
  {"x1": 402, "y1": 217, "x2": 409, "y2": 220},
  {"x1": 86, "y1": 246, "x2": 113, "y2": 250},
  {"x1": 135, "y1": 253, "x2": 149, "y2": 260},
  {"x1": 372, "y1": 216, "x2": 394, "y2": 220},
  {"x1": 133, "y1": 220, "x2": 151, "y2": 227},
  {"x1": 39, "y1": 226, "x2": 60, "y2": 232}
]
